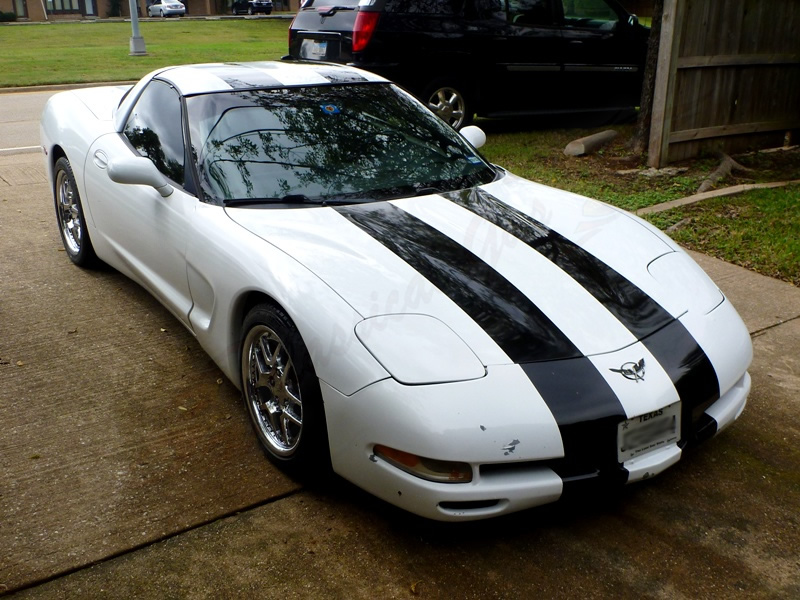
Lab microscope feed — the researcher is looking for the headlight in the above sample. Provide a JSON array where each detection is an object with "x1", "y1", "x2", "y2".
[
  {"x1": 355, "y1": 314, "x2": 485, "y2": 385},
  {"x1": 647, "y1": 251, "x2": 724, "y2": 315}
]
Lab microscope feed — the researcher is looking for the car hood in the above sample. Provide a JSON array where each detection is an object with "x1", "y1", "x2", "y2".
[
  {"x1": 225, "y1": 173, "x2": 722, "y2": 365},
  {"x1": 68, "y1": 86, "x2": 131, "y2": 122}
]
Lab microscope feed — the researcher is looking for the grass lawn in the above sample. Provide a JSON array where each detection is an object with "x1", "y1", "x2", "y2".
[
  {"x1": 644, "y1": 185, "x2": 800, "y2": 287},
  {"x1": 3, "y1": 19, "x2": 798, "y2": 286},
  {"x1": 0, "y1": 19, "x2": 291, "y2": 87}
]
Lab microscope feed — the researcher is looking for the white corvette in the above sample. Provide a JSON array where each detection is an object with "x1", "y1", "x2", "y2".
[{"x1": 40, "y1": 61, "x2": 753, "y2": 521}]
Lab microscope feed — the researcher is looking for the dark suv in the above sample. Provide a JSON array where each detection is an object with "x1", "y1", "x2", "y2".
[{"x1": 288, "y1": 0, "x2": 649, "y2": 128}]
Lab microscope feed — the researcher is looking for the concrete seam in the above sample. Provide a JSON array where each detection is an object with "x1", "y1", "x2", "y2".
[
  {"x1": 0, "y1": 488, "x2": 305, "y2": 598},
  {"x1": 750, "y1": 314, "x2": 800, "y2": 338}
]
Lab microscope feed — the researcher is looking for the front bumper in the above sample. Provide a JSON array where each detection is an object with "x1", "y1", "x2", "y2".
[{"x1": 322, "y1": 363, "x2": 751, "y2": 522}]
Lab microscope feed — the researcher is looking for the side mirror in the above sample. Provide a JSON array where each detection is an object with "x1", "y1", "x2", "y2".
[
  {"x1": 628, "y1": 14, "x2": 639, "y2": 27},
  {"x1": 107, "y1": 156, "x2": 174, "y2": 197},
  {"x1": 460, "y1": 125, "x2": 486, "y2": 149}
]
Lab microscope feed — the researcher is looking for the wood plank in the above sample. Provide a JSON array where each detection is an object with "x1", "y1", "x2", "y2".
[
  {"x1": 669, "y1": 120, "x2": 800, "y2": 143},
  {"x1": 678, "y1": 54, "x2": 800, "y2": 69},
  {"x1": 648, "y1": 0, "x2": 684, "y2": 168}
]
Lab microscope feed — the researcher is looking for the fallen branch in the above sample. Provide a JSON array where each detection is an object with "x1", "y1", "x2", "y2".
[
  {"x1": 563, "y1": 130, "x2": 618, "y2": 156},
  {"x1": 616, "y1": 166, "x2": 688, "y2": 177}
]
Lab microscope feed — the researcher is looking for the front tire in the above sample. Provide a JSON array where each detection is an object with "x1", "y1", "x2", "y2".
[
  {"x1": 240, "y1": 303, "x2": 329, "y2": 473},
  {"x1": 423, "y1": 81, "x2": 473, "y2": 130},
  {"x1": 53, "y1": 156, "x2": 97, "y2": 268}
]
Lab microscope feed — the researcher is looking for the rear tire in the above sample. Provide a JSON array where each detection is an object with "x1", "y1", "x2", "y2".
[
  {"x1": 422, "y1": 80, "x2": 473, "y2": 130},
  {"x1": 53, "y1": 157, "x2": 97, "y2": 268}
]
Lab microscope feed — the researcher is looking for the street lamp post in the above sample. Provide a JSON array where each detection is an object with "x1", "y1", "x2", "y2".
[{"x1": 129, "y1": 0, "x2": 147, "y2": 56}]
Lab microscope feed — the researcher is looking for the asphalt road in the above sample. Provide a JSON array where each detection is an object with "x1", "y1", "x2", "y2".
[
  {"x1": 1, "y1": 91, "x2": 799, "y2": 598},
  {"x1": 0, "y1": 90, "x2": 53, "y2": 154}
]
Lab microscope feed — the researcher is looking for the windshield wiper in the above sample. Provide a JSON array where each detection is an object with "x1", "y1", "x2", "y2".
[
  {"x1": 414, "y1": 186, "x2": 443, "y2": 196},
  {"x1": 317, "y1": 5, "x2": 355, "y2": 17},
  {"x1": 224, "y1": 194, "x2": 321, "y2": 207},
  {"x1": 223, "y1": 194, "x2": 376, "y2": 207}
]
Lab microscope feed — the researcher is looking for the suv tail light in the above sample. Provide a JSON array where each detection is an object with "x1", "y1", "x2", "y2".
[{"x1": 352, "y1": 11, "x2": 380, "y2": 53}]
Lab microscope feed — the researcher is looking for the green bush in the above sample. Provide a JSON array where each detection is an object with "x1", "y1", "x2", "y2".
[
  {"x1": 0, "y1": 11, "x2": 18, "y2": 21},
  {"x1": 107, "y1": 0, "x2": 121, "y2": 17}
]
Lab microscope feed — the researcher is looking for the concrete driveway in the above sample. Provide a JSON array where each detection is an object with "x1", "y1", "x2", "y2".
[{"x1": 0, "y1": 93, "x2": 798, "y2": 598}]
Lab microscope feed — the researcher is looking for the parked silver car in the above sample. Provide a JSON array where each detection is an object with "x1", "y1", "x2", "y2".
[{"x1": 147, "y1": 0, "x2": 185, "y2": 17}]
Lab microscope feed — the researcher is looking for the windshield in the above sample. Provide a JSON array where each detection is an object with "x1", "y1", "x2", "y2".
[{"x1": 186, "y1": 83, "x2": 495, "y2": 205}]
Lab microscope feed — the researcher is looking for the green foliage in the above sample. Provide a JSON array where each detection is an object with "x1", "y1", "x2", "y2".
[
  {"x1": 107, "y1": 0, "x2": 121, "y2": 17},
  {"x1": 0, "y1": 11, "x2": 17, "y2": 22}
]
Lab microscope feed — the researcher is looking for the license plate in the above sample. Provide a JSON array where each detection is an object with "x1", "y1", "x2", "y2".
[
  {"x1": 618, "y1": 402, "x2": 681, "y2": 462},
  {"x1": 300, "y1": 39, "x2": 328, "y2": 60}
]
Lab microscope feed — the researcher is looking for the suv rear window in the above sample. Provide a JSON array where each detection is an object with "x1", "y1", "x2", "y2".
[
  {"x1": 299, "y1": 0, "x2": 463, "y2": 12},
  {"x1": 299, "y1": 0, "x2": 360, "y2": 6}
]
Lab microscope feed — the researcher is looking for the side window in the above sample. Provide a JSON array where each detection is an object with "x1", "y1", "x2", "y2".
[
  {"x1": 384, "y1": 0, "x2": 464, "y2": 14},
  {"x1": 561, "y1": 0, "x2": 618, "y2": 29},
  {"x1": 124, "y1": 79, "x2": 186, "y2": 186},
  {"x1": 465, "y1": 0, "x2": 504, "y2": 20},
  {"x1": 507, "y1": 0, "x2": 553, "y2": 26}
]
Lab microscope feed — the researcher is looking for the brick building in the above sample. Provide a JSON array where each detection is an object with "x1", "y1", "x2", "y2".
[{"x1": 0, "y1": 0, "x2": 297, "y2": 20}]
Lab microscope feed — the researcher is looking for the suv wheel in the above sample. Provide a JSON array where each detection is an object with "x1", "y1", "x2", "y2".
[{"x1": 423, "y1": 81, "x2": 472, "y2": 130}]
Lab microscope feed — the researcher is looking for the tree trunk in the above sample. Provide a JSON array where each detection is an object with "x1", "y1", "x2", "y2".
[{"x1": 630, "y1": 0, "x2": 665, "y2": 156}]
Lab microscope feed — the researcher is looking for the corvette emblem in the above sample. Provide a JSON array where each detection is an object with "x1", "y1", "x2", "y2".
[{"x1": 610, "y1": 358, "x2": 646, "y2": 382}]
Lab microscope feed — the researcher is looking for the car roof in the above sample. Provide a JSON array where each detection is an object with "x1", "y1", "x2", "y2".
[{"x1": 154, "y1": 61, "x2": 389, "y2": 96}]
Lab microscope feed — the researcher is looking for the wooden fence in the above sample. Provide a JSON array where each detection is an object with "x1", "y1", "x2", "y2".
[{"x1": 648, "y1": 0, "x2": 800, "y2": 167}]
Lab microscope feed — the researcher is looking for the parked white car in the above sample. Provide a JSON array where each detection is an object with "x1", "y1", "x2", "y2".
[{"x1": 40, "y1": 61, "x2": 752, "y2": 521}]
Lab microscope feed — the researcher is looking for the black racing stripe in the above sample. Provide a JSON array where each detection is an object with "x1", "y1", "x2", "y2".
[
  {"x1": 337, "y1": 202, "x2": 629, "y2": 472},
  {"x1": 335, "y1": 202, "x2": 582, "y2": 363},
  {"x1": 313, "y1": 68, "x2": 370, "y2": 84},
  {"x1": 191, "y1": 64, "x2": 284, "y2": 90},
  {"x1": 522, "y1": 359, "x2": 626, "y2": 472},
  {"x1": 445, "y1": 188, "x2": 720, "y2": 432},
  {"x1": 643, "y1": 320, "x2": 720, "y2": 443},
  {"x1": 443, "y1": 187, "x2": 673, "y2": 339}
]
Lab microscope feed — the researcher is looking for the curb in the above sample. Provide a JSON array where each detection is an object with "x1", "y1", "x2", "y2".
[
  {"x1": 636, "y1": 179, "x2": 800, "y2": 216},
  {"x1": 0, "y1": 81, "x2": 137, "y2": 94}
]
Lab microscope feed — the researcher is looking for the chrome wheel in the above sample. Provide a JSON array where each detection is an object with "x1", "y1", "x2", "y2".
[
  {"x1": 55, "y1": 166, "x2": 82, "y2": 256},
  {"x1": 242, "y1": 324, "x2": 304, "y2": 457},
  {"x1": 427, "y1": 86, "x2": 468, "y2": 129}
]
